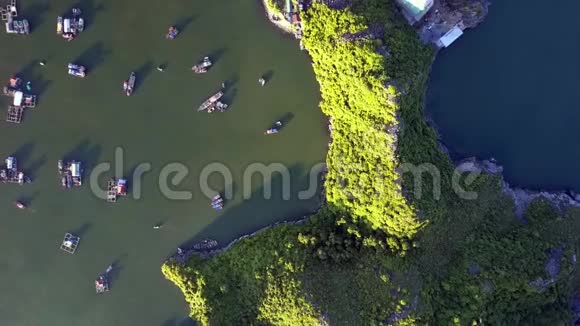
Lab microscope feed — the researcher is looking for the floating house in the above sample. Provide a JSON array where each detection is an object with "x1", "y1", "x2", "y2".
[
  {"x1": 395, "y1": 0, "x2": 434, "y2": 25},
  {"x1": 0, "y1": 156, "x2": 27, "y2": 184},
  {"x1": 437, "y1": 24, "x2": 464, "y2": 48},
  {"x1": 58, "y1": 160, "x2": 82, "y2": 188},
  {"x1": 57, "y1": 8, "x2": 84, "y2": 40},
  {"x1": 1, "y1": 0, "x2": 30, "y2": 35},
  {"x1": 3, "y1": 76, "x2": 36, "y2": 123}
]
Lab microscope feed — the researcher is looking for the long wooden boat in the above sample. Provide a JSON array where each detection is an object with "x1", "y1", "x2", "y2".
[{"x1": 197, "y1": 91, "x2": 223, "y2": 111}]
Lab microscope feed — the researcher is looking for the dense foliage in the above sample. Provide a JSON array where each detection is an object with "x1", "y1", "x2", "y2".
[{"x1": 163, "y1": 1, "x2": 580, "y2": 324}]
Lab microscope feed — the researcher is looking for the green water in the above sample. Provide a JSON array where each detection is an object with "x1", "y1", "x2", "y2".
[
  {"x1": 0, "y1": 0, "x2": 328, "y2": 324},
  {"x1": 427, "y1": 1, "x2": 580, "y2": 191}
]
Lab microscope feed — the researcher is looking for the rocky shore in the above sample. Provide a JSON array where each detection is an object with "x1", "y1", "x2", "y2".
[{"x1": 456, "y1": 157, "x2": 580, "y2": 221}]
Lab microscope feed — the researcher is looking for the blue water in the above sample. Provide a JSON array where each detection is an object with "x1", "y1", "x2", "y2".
[{"x1": 427, "y1": 0, "x2": 580, "y2": 191}]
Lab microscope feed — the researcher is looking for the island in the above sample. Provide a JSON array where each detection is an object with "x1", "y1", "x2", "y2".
[{"x1": 162, "y1": 0, "x2": 580, "y2": 324}]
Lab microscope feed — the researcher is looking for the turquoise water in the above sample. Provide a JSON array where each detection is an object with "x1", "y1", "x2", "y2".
[
  {"x1": 427, "y1": 0, "x2": 580, "y2": 191},
  {"x1": 0, "y1": 0, "x2": 328, "y2": 324}
]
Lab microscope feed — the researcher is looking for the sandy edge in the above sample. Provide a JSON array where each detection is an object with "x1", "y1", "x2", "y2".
[{"x1": 260, "y1": 0, "x2": 294, "y2": 33}]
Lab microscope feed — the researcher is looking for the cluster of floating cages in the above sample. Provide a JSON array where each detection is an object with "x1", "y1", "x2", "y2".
[
  {"x1": 58, "y1": 160, "x2": 82, "y2": 188},
  {"x1": 60, "y1": 233, "x2": 80, "y2": 254},
  {"x1": 3, "y1": 76, "x2": 37, "y2": 124},
  {"x1": 1, "y1": 0, "x2": 30, "y2": 35},
  {"x1": 107, "y1": 178, "x2": 128, "y2": 202},
  {"x1": 56, "y1": 9, "x2": 84, "y2": 40}
]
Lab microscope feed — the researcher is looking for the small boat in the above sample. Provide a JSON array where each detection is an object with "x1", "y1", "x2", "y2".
[
  {"x1": 56, "y1": 16, "x2": 63, "y2": 34},
  {"x1": 166, "y1": 26, "x2": 179, "y2": 39},
  {"x1": 116, "y1": 178, "x2": 128, "y2": 196},
  {"x1": 14, "y1": 201, "x2": 25, "y2": 209},
  {"x1": 6, "y1": 156, "x2": 17, "y2": 171},
  {"x1": 192, "y1": 57, "x2": 212, "y2": 74},
  {"x1": 265, "y1": 121, "x2": 282, "y2": 135},
  {"x1": 258, "y1": 78, "x2": 266, "y2": 86},
  {"x1": 215, "y1": 101, "x2": 228, "y2": 112},
  {"x1": 197, "y1": 91, "x2": 224, "y2": 111},
  {"x1": 105, "y1": 265, "x2": 113, "y2": 274},
  {"x1": 95, "y1": 275, "x2": 109, "y2": 294},
  {"x1": 125, "y1": 72, "x2": 135, "y2": 96},
  {"x1": 68, "y1": 63, "x2": 86, "y2": 78}
]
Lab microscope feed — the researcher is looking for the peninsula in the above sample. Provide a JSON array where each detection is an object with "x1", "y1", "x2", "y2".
[{"x1": 163, "y1": 0, "x2": 580, "y2": 324}]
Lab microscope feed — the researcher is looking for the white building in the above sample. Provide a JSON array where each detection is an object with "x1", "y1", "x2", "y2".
[
  {"x1": 437, "y1": 25, "x2": 464, "y2": 48},
  {"x1": 396, "y1": 0, "x2": 434, "y2": 25}
]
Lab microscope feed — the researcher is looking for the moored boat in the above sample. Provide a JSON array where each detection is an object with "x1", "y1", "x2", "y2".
[
  {"x1": 197, "y1": 91, "x2": 223, "y2": 111},
  {"x1": 192, "y1": 57, "x2": 212, "y2": 74},
  {"x1": 125, "y1": 72, "x2": 135, "y2": 96},
  {"x1": 95, "y1": 275, "x2": 109, "y2": 293}
]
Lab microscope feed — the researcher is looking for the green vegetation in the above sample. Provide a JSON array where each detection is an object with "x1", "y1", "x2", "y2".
[{"x1": 163, "y1": 1, "x2": 580, "y2": 324}]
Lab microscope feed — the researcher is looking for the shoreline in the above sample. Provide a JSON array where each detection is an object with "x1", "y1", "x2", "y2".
[
  {"x1": 422, "y1": 0, "x2": 580, "y2": 218},
  {"x1": 260, "y1": 0, "x2": 294, "y2": 34}
]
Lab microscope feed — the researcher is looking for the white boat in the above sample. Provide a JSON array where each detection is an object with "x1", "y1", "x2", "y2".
[
  {"x1": 70, "y1": 161, "x2": 81, "y2": 177},
  {"x1": 68, "y1": 63, "x2": 86, "y2": 78},
  {"x1": 57, "y1": 16, "x2": 63, "y2": 34},
  {"x1": 13, "y1": 91, "x2": 23, "y2": 106}
]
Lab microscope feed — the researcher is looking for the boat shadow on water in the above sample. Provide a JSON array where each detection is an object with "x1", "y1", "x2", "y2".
[
  {"x1": 63, "y1": 139, "x2": 102, "y2": 178},
  {"x1": 133, "y1": 61, "x2": 155, "y2": 95},
  {"x1": 65, "y1": 0, "x2": 106, "y2": 30},
  {"x1": 106, "y1": 256, "x2": 126, "y2": 288},
  {"x1": 74, "y1": 41, "x2": 110, "y2": 73},
  {"x1": 71, "y1": 222, "x2": 92, "y2": 238},
  {"x1": 172, "y1": 16, "x2": 196, "y2": 34},
  {"x1": 22, "y1": 1, "x2": 51, "y2": 32},
  {"x1": 208, "y1": 48, "x2": 227, "y2": 65}
]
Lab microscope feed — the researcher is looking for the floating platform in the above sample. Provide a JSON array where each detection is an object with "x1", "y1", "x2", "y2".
[
  {"x1": 0, "y1": 169, "x2": 24, "y2": 184},
  {"x1": 6, "y1": 105, "x2": 23, "y2": 123},
  {"x1": 23, "y1": 94, "x2": 35, "y2": 108},
  {"x1": 60, "y1": 233, "x2": 80, "y2": 254},
  {"x1": 59, "y1": 160, "x2": 82, "y2": 188},
  {"x1": 107, "y1": 179, "x2": 117, "y2": 202}
]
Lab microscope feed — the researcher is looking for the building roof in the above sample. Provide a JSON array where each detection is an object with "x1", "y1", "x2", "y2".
[
  {"x1": 396, "y1": 0, "x2": 434, "y2": 24},
  {"x1": 439, "y1": 25, "x2": 463, "y2": 48}
]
